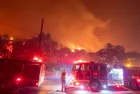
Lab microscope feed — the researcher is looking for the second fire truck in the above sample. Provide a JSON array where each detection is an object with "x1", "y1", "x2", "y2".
[{"x1": 68, "y1": 60, "x2": 140, "y2": 91}]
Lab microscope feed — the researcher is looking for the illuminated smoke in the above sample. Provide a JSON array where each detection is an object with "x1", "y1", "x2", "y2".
[
  {"x1": 0, "y1": 0, "x2": 109, "y2": 52},
  {"x1": 44, "y1": 0, "x2": 109, "y2": 52}
]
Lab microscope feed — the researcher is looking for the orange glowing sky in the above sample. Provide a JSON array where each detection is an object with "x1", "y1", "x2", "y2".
[{"x1": 0, "y1": 0, "x2": 140, "y2": 52}]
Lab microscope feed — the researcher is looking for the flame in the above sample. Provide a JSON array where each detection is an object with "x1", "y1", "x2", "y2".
[
  {"x1": 0, "y1": 0, "x2": 109, "y2": 52},
  {"x1": 68, "y1": 43, "x2": 85, "y2": 52},
  {"x1": 77, "y1": 47, "x2": 82, "y2": 50},
  {"x1": 71, "y1": 49, "x2": 75, "y2": 52},
  {"x1": 10, "y1": 37, "x2": 14, "y2": 40}
]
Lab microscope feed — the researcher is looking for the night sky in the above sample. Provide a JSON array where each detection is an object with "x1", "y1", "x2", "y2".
[{"x1": 0, "y1": 0, "x2": 140, "y2": 52}]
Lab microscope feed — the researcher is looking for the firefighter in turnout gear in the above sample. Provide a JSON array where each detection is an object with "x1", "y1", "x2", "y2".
[
  {"x1": 60, "y1": 69, "x2": 66, "y2": 92},
  {"x1": 3, "y1": 41, "x2": 13, "y2": 59}
]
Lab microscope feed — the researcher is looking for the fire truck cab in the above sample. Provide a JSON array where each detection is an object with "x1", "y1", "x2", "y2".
[{"x1": 69, "y1": 60, "x2": 140, "y2": 91}]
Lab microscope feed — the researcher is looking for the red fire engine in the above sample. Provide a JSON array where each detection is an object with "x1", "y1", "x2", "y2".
[
  {"x1": 68, "y1": 60, "x2": 140, "y2": 91},
  {"x1": 0, "y1": 58, "x2": 45, "y2": 93}
]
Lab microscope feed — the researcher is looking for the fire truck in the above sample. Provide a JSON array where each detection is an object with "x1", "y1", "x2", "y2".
[
  {"x1": 68, "y1": 60, "x2": 140, "y2": 91},
  {"x1": 0, "y1": 58, "x2": 45, "y2": 93}
]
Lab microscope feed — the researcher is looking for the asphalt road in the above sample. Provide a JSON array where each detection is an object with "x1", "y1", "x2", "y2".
[
  {"x1": 51, "y1": 90, "x2": 140, "y2": 94},
  {"x1": 50, "y1": 87, "x2": 140, "y2": 94},
  {"x1": 18, "y1": 76, "x2": 140, "y2": 94},
  {"x1": 18, "y1": 76, "x2": 61, "y2": 94}
]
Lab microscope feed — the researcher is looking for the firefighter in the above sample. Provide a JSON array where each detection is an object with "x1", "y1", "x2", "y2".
[
  {"x1": 3, "y1": 41, "x2": 13, "y2": 59},
  {"x1": 60, "y1": 69, "x2": 66, "y2": 92}
]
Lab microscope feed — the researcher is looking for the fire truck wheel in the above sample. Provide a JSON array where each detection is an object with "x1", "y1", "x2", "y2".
[{"x1": 89, "y1": 81, "x2": 100, "y2": 92}]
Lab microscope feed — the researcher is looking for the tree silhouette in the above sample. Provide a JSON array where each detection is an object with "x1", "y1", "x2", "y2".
[{"x1": 96, "y1": 43, "x2": 125, "y2": 64}]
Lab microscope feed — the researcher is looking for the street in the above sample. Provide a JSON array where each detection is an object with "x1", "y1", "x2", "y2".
[
  {"x1": 18, "y1": 76, "x2": 61, "y2": 94},
  {"x1": 52, "y1": 90, "x2": 140, "y2": 94},
  {"x1": 18, "y1": 75, "x2": 140, "y2": 94}
]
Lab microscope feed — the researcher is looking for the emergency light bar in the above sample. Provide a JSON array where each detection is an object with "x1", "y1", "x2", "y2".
[
  {"x1": 74, "y1": 60, "x2": 89, "y2": 64},
  {"x1": 33, "y1": 56, "x2": 43, "y2": 62},
  {"x1": 33, "y1": 57, "x2": 39, "y2": 61}
]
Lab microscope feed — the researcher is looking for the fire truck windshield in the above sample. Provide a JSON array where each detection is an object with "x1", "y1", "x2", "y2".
[
  {"x1": 72, "y1": 64, "x2": 80, "y2": 71},
  {"x1": 80, "y1": 64, "x2": 89, "y2": 72},
  {"x1": 72, "y1": 63, "x2": 90, "y2": 72},
  {"x1": 72, "y1": 63, "x2": 90, "y2": 80}
]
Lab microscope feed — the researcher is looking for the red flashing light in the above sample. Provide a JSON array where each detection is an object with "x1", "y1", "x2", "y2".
[
  {"x1": 75, "y1": 82, "x2": 80, "y2": 86},
  {"x1": 137, "y1": 79, "x2": 140, "y2": 82},
  {"x1": 36, "y1": 83, "x2": 38, "y2": 86},
  {"x1": 38, "y1": 59, "x2": 42, "y2": 62},
  {"x1": 33, "y1": 57, "x2": 43, "y2": 62},
  {"x1": 33, "y1": 57, "x2": 38, "y2": 61},
  {"x1": 117, "y1": 85, "x2": 120, "y2": 88},
  {"x1": 16, "y1": 78, "x2": 21, "y2": 81}
]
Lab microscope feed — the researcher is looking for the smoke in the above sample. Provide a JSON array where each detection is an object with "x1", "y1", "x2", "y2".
[
  {"x1": 43, "y1": 0, "x2": 109, "y2": 52},
  {"x1": 82, "y1": 0, "x2": 140, "y2": 52},
  {"x1": 0, "y1": 0, "x2": 109, "y2": 52},
  {"x1": 5, "y1": 0, "x2": 140, "y2": 53}
]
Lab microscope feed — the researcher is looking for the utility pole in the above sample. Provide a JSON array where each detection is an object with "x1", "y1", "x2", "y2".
[
  {"x1": 39, "y1": 18, "x2": 44, "y2": 52},
  {"x1": 60, "y1": 44, "x2": 63, "y2": 64}
]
